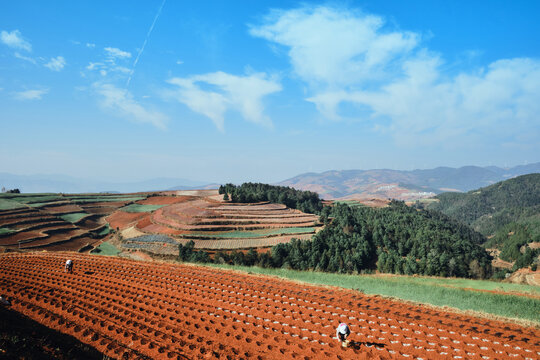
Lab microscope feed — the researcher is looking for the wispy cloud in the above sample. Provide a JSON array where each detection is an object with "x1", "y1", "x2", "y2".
[
  {"x1": 14, "y1": 88, "x2": 48, "y2": 100},
  {"x1": 44, "y1": 56, "x2": 66, "y2": 71},
  {"x1": 167, "y1": 71, "x2": 281, "y2": 131},
  {"x1": 94, "y1": 82, "x2": 168, "y2": 129},
  {"x1": 104, "y1": 47, "x2": 132, "y2": 59},
  {"x1": 0, "y1": 29, "x2": 32, "y2": 51},
  {"x1": 126, "y1": 0, "x2": 167, "y2": 87},
  {"x1": 251, "y1": 5, "x2": 540, "y2": 146},
  {"x1": 86, "y1": 43, "x2": 96, "y2": 48},
  {"x1": 14, "y1": 51, "x2": 36, "y2": 64}
]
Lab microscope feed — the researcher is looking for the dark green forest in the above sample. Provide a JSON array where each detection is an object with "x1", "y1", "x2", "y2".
[
  {"x1": 218, "y1": 182, "x2": 322, "y2": 214},
  {"x1": 182, "y1": 184, "x2": 493, "y2": 279},
  {"x1": 424, "y1": 173, "x2": 540, "y2": 270}
]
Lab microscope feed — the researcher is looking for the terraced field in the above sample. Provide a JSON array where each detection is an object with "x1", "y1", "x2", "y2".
[
  {"x1": 0, "y1": 193, "x2": 146, "y2": 251},
  {"x1": 0, "y1": 190, "x2": 321, "y2": 254},
  {"x1": 124, "y1": 191, "x2": 321, "y2": 252},
  {"x1": 1, "y1": 252, "x2": 538, "y2": 359}
]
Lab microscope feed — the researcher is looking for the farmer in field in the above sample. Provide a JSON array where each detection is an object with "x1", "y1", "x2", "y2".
[
  {"x1": 65, "y1": 259, "x2": 73, "y2": 274},
  {"x1": 336, "y1": 322, "x2": 351, "y2": 347}
]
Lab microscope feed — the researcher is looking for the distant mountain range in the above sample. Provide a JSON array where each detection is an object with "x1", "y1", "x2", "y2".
[
  {"x1": 278, "y1": 163, "x2": 540, "y2": 200},
  {"x1": 0, "y1": 173, "x2": 216, "y2": 194},
  {"x1": 3, "y1": 162, "x2": 539, "y2": 197}
]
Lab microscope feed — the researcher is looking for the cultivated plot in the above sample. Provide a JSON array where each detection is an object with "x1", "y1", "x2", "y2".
[{"x1": 0, "y1": 253, "x2": 538, "y2": 359}]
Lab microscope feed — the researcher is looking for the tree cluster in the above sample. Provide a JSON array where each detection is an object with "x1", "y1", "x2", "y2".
[
  {"x1": 1, "y1": 187, "x2": 20, "y2": 193},
  {"x1": 427, "y1": 173, "x2": 540, "y2": 238},
  {"x1": 179, "y1": 200, "x2": 493, "y2": 279},
  {"x1": 218, "y1": 183, "x2": 322, "y2": 214}
]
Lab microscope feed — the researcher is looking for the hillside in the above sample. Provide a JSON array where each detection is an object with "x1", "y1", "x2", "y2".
[
  {"x1": 278, "y1": 163, "x2": 540, "y2": 200},
  {"x1": 427, "y1": 174, "x2": 540, "y2": 234},
  {"x1": 426, "y1": 174, "x2": 540, "y2": 270}
]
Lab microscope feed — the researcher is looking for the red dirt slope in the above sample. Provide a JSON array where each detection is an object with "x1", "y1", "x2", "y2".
[{"x1": 0, "y1": 253, "x2": 538, "y2": 360}]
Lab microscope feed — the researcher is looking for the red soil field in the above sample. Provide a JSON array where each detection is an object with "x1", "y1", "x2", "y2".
[
  {"x1": 43, "y1": 204, "x2": 85, "y2": 213},
  {"x1": 0, "y1": 253, "x2": 538, "y2": 360},
  {"x1": 106, "y1": 211, "x2": 148, "y2": 230}
]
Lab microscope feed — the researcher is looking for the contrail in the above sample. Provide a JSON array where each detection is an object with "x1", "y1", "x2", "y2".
[{"x1": 126, "y1": 0, "x2": 166, "y2": 88}]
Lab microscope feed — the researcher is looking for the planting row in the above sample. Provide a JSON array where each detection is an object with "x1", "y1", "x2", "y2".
[{"x1": 0, "y1": 253, "x2": 538, "y2": 360}]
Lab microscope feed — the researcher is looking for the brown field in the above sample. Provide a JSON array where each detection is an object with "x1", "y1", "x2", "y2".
[
  {"x1": 0, "y1": 191, "x2": 320, "y2": 255},
  {"x1": 1, "y1": 252, "x2": 538, "y2": 360}
]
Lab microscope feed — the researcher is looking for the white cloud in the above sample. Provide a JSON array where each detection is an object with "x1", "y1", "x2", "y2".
[
  {"x1": 14, "y1": 88, "x2": 48, "y2": 100},
  {"x1": 176, "y1": 60, "x2": 183, "y2": 65},
  {"x1": 344, "y1": 57, "x2": 540, "y2": 145},
  {"x1": 167, "y1": 71, "x2": 281, "y2": 131},
  {"x1": 250, "y1": 6, "x2": 417, "y2": 87},
  {"x1": 44, "y1": 56, "x2": 66, "y2": 71},
  {"x1": 86, "y1": 43, "x2": 96, "y2": 48},
  {"x1": 94, "y1": 83, "x2": 167, "y2": 129},
  {"x1": 104, "y1": 47, "x2": 131, "y2": 59},
  {"x1": 1, "y1": 30, "x2": 32, "y2": 51},
  {"x1": 86, "y1": 62, "x2": 103, "y2": 71},
  {"x1": 14, "y1": 52, "x2": 36, "y2": 64},
  {"x1": 251, "y1": 5, "x2": 540, "y2": 145}
]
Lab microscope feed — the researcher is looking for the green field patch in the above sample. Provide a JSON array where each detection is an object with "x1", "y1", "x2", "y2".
[
  {"x1": 207, "y1": 265, "x2": 540, "y2": 324},
  {"x1": 0, "y1": 193, "x2": 57, "y2": 199},
  {"x1": 28, "y1": 200, "x2": 70, "y2": 208},
  {"x1": 70, "y1": 196, "x2": 146, "y2": 203},
  {"x1": 97, "y1": 225, "x2": 110, "y2": 236},
  {"x1": 60, "y1": 213, "x2": 88, "y2": 223},
  {"x1": 0, "y1": 227, "x2": 16, "y2": 235},
  {"x1": 90, "y1": 241, "x2": 120, "y2": 256},
  {"x1": 334, "y1": 200, "x2": 365, "y2": 207},
  {"x1": 0, "y1": 198, "x2": 26, "y2": 210},
  {"x1": 7, "y1": 195, "x2": 64, "y2": 204},
  {"x1": 120, "y1": 204, "x2": 164, "y2": 213},
  {"x1": 187, "y1": 227, "x2": 316, "y2": 239}
]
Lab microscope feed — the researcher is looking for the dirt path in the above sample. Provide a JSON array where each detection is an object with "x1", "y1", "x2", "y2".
[{"x1": 0, "y1": 253, "x2": 538, "y2": 359}]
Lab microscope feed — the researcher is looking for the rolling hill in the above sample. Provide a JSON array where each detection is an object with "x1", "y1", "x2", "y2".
[
  {"x1": 425, "y1": 174, "x2": 540, "y2": 271},
  {"x1": 426, "y1": 173, "x2": 540, "y2": 236},
  {"x1": 278, "y1": 163, "x2": 540, "y2": 200}
]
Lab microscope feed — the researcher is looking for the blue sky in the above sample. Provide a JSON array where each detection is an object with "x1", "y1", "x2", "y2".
[{"x1": 1, "y1": 1, "x2": 539, "y2": 184}]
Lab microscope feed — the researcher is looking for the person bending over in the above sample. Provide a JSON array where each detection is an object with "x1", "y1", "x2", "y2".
[
  {"x1": 65, "y1": 259, "x2": 73, "y2": 274},
  {"x1": 336, "y1": 322, "x2": 351, "y2": 346}
]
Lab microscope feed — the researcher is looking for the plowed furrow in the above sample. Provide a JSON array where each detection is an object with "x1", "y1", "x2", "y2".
[{"x1": 0, "y1": 253, "x2": 538, "y2": 360}]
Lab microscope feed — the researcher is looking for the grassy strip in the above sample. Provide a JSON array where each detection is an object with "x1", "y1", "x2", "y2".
[
  {"x1": 0, "y1": 227, "x2": 15, "y2": 235},
  {"x1": 0, "y1": 193, "x2": 57, "y2": 198},
  {"x1": 376, "y1": 274, "x2": 540, "y2": 295},
  {"x1": 97, "y1": 224, "x2": 110, "y2": 236},
  {"x1": 13, "y1": 195, "x2": 64, "y2": 204},
  {"x1": 60, "y1": 212, "x2": 88, "y2": 223},
  {"x1": 90, "y1": 241, "x2": 120, "y2": 256},
  {"x1": 0, "y1": 198, "x2": 26, "y2": 210},
  {"x1": 206, "y1": 264, "x2": 540, "y2": 324},
  {"x1": 70, "y1": 196, "x2": 145, "y2": 203},
  {"x1": 120, "y1": 204, "x2": 164, "y2": 213},
  {"x1": 334, "y1": 200, "x2": 365, "y2": 207},
  {"x1": 189, "y1": 227, "x2": 316, "y2": 238},
  {"x1": 28, "y1": 201, "x2": 70, "y2": 208}
]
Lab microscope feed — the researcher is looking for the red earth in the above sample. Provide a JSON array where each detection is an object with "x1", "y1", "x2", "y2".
[
  {"x1": 106, "y1": 211, "x2": 147, "y2": 230},
  {"x1": 0, "y1": 252, "x2": 538, "y2": 360}
]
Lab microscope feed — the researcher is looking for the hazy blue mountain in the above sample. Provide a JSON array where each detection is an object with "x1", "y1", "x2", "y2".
[
  {"x1": 279, "y1": 163, "x2": 540, "y2": 199},
  {"x1": 0, "y1": 173, "x2": 212, "y2": 193}
]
